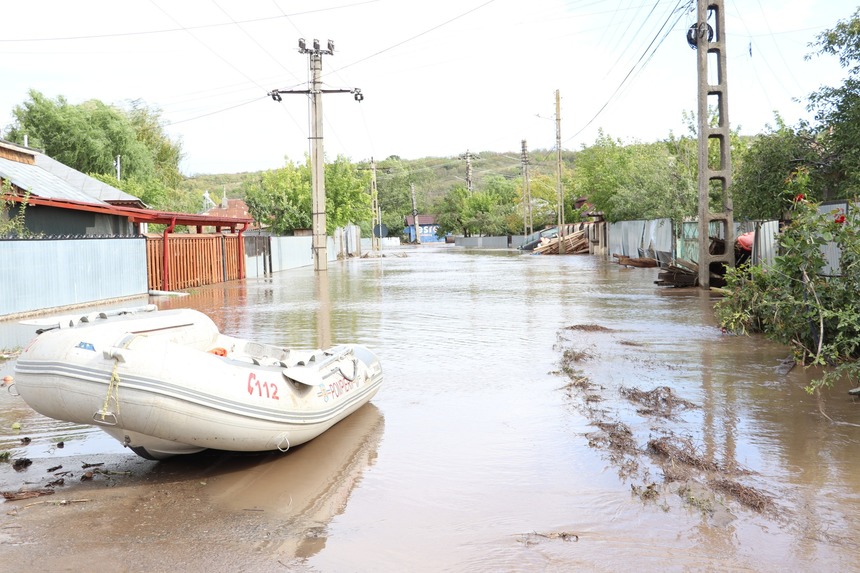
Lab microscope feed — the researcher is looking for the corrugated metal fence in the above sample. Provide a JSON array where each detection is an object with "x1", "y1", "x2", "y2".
[
  {"x1": 0, "y1": 237, "x2": 147, "y2": 316},
  {"x1": 0, "y1": 233, "x2": 344, "y2": 318}
]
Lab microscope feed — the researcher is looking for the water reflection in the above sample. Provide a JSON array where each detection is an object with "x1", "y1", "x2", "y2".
[{"x1": 205, "y1": 403, "x2": 383, "y2": 561}]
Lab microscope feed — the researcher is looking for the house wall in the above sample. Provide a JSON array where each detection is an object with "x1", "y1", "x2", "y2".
[
  {"x1": 406, "y1": 224, "x2": 443, "y2": 243},
  {"x1": 13, "y1": 204, "x2": 135, "y2": 236}
]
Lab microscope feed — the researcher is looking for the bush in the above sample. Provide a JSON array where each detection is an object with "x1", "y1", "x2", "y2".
[{"x1": 715, "y1": 197, "x2": 860, "y2": 391}]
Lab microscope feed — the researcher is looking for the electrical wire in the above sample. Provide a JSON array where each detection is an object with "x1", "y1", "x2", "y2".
[{"x1": 566, "y1": 0, "x2": 692, "y2": 145}]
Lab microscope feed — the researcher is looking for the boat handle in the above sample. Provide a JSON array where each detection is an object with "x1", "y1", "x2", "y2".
[
  {"x1": 93, "y1": 411, "x2": 118, "y2": 426},
  {"x1": 338, "y1": 357, "x2": 359, "y2": 381},
  {"x1": 277, "y1": 434, "x2": 291, "y2": 453},
  {"x1": 103, "y1": 348, "x2": 127, "y2": 363},
  {"x1": 5, "y1": 383, "x2": 19, "y2": 397}
]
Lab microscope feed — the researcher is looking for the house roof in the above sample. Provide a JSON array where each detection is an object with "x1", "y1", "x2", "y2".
[
  {"x1": 34, "y1": 153, "x2": 146, "y2": 207},
  {"x1": 0, "y1": 139, "x2": 251, "y2": 231},
  {"x1": 405, "y1": 214, "x2": 437, "y2": 226},
  {"x1": 0, "y1": 138, "x2": 144, "y2": 207},
  {"x1": 0, "y1": 154, "x2": 105, "y2": 205},
  {"x1": 3, "y1": 194, "x2": 252, "y2": 230}
]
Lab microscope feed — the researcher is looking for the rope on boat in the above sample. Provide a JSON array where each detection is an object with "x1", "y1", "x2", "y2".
[{"x1": 99, "y1": 359, "x2": 122, "y2": 421}]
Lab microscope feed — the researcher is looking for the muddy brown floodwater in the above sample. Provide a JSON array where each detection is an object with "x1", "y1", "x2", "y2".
[{"x1": 2, "y1": 244, "x2": 860, "y2": 572}]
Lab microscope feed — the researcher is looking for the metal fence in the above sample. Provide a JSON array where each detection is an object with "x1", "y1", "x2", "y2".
[
  {"x1": 0, "y1": 237, "x2": 147, "y2": 317},
  {"x1": 0, "y1": 234, "x2": 342, "y2": 318}
]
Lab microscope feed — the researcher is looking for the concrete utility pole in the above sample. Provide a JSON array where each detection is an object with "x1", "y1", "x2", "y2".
[
  {"x1": 690, "y1": 1, "x2": 734, "y2": 288},
  {"x1": 370, "y1": 157, "x2": 380, "y2": 254},
  {"x1": 269, "y1": 38, "x2": 364, "y2": 272},
  {"x1": 459, "y1": 150, "x2": 475, "y2": 193},
  {"x1": 410, "y1": 183, "x2": 421, "y2": 244},
  {"x1": 555, "y1": 90, "x2": 566, "y2": 254},
  {"x1": 114, "y1": 155, "x2": 121, "y2": 181},
  {"x1": 521, "y1": 139, "x2": 533, "y2": 237}
]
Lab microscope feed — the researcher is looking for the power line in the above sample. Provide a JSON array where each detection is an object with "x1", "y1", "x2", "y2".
[
  {"x1": 566, "y1": 0, "x2": 691, "y2": 144},
  {"x1": 0, "y1": 0, "x2": 380, "y2": 43},
  {"x1": 328, "y1": 0, "x2": 498, "y2": 75},
  {"x1": 164, "y1": 96, "x2": 267, "y2": 126}
]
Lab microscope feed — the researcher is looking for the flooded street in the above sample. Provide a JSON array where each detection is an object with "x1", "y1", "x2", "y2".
[{"x1": 2, "y1": 244, "x2": 860, "y2": 572}]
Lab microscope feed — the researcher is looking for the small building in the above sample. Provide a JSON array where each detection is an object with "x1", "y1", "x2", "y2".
[
  {"x1": 404, "y1": 214, "x2": 442, "y2": 243},
  {"x1": 0, "y1": 139, "x2": 145, "y2": 236}
]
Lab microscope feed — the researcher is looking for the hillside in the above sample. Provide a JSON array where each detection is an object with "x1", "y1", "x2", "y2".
[{"x1": 182, "y1": 149, "x2": 577, "y2": 206}]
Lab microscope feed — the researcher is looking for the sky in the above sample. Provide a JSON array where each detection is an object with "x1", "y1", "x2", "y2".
[{"x1": 1, "y1": 0, "x2": 855, "y2": 176}]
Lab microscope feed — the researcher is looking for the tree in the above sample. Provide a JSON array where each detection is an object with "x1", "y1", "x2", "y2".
[
  {"x1": 244, "y1": 160, "x2": 312, "y2": 235},
  {"x1": 523, "y1": 172, "x2": 560, "y2": 230},
  {"x1": 5, "y1": 91, "x2": 182, "y2": 185},
  {"x1": 323, "y1": 155, "x2": 372, "y2": 234},
  {"x1": 731, "y1": 115, "x2": 820, "y2": 220},
  {"x1": 435, "y1": 187, "x2": 470, "y2": 236},
  {"x1": 806, "y1": 8, "x2": 860, "y2": 197},
  {"x1": 244, "y1": 155, "x2": 371, "y2": 235},
  {"x1": 574, "y1": 130, "x2": 696, "y2": 223}
]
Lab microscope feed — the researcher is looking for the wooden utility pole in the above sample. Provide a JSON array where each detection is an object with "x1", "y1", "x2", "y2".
[
  {"x1": 410, "y1": 183, "x2": 421, "y2": 244},
  {"x1": 692, "y1": 1, "x2": 734, "y2": 288},
  {"x1": 460, "y1": 150, "x2": 475, "y2": 193},
  {"x1": 370, "y1": 157, "x2": 380, "y2": 254},
  {"x1": 268, "y1": 38, "x2": 364, "y2": 272},
  {"x1": 555, "y1": 90, "x2": 566, "y2": 254},
  {"x1": 521, "y1": 139, "x2": 533, "y2": 237}
]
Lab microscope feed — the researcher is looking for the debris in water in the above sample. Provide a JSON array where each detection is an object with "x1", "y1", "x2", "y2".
[
  {"x1": 517, "y1": 531, "x2": 580, "y2": 546},
  {"x1": 12, "y1": 458, "x2": 32, "y2": 471},
  {"x1": 564, "y1": 324, "x2": 614, "y2": 332},
  {"x1": 710, "y1": 479, "x2": 772, "y2": 512},
  {"x1": 621, "y1": 386, "x2": 697, "y2": 418},
  {"x1": 2, "y1": 488, "x2": 55, "y2": 501}
]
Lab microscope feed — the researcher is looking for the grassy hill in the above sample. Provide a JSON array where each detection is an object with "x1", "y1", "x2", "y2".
[{"x1": 181, "y1": 149, "x2": 576, "y2": 207}]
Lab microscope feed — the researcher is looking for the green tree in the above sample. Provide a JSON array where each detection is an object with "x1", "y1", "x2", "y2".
[
  {"x1": 805, "y1": 8, "x2": 860, "y2": 198},
  {"x1": 324, "y1": 155, "x2": 372, "y2": 234},
  {"x1": 244, "y1": 156, "x2": 371, "y2": 235},
  {"x1": 244, "y1": 160, "x2": 312, "y2": 235},
  {"x1": 574, "y1": 131, "x2": 695, "y2": 223},
  {"x1": 731, "y1": 115, "x2": 820, "y2": 220},
  {"x1": 435, "y1": 187, "x2": 470, "y2": 236},
  {"x1": 5, "y1": 90, "x2": 182, "y2": 186},
  {"x1": 523, "y1": 172, "x2": 560, "y2": 230}
]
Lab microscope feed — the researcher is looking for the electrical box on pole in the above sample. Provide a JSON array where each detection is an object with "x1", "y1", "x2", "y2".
[{"x1": 690, "y1": 1, "x2": 734, "y2": 288}]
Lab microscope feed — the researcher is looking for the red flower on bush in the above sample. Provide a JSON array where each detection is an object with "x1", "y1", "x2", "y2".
[
  {"x1": 794, "y1": 193, "x2": 805, "y2": 202},
  {"x1": 835, "y1": 213, "x2": 846, "y2": 225}
]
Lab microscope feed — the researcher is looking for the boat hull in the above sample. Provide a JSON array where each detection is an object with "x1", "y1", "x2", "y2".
[{"x1": 13, "y1": 308, "x2": 383, "y2": 459}]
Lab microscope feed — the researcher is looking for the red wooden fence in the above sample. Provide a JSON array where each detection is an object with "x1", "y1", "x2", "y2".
[{"x1": 146, "y1": 234, "x2": 242, "y2": 291}]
